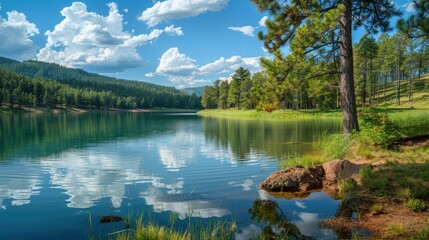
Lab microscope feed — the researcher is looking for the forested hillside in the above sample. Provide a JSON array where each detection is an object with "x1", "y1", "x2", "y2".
[{"x1": 0, "y1": 57, "x2": 201, "y2": 109}]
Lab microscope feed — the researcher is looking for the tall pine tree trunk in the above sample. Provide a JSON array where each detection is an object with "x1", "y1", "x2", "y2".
[{"x1": 339, "y1": 0, "x2": 359, "y2": 134}]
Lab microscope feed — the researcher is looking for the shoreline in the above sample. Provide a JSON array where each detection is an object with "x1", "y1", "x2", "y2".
[{"x1": 261, "y1": 136, "x2": 429, "y2": 239}]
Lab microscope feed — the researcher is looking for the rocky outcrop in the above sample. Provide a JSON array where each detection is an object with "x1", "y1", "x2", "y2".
[
  {"x1": 260, "y1": 165, "x2": 324, "y2": 192},
  {"x1": 261, "y1": 160, "x2": 362, "y2": 193},
  {"x1": 323, "y1": 159, "x2": 361, "y2": 182}
]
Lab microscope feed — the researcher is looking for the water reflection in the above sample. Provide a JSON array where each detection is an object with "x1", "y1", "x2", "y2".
[
  {"x1": 0, "y1": 112, "x2": 345, "y2": 239},
  {"x1": 0, "y1": 112, "x2": 191, "y2": 160},
  {"x1": 40, "y1": 147, "x2": 147, "y2": 208},
  {"x1": 202, "y1": 117, "x2": 342, "y2": 160},
  {"x1": 0, "y1": 163, "x2": 42, "y2": 209},
  {"x1": 141, "y1": 188, "x2": 231, "y2": 219},
  {"x1": 249, "y1": 199, "x2": 309, "y2": 239}
]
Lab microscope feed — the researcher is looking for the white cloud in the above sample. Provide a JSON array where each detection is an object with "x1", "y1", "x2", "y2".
[
  {"x1": 0, "y1": 10, "x2": 39, "y2": 60},
  {"x1": 200, "y1": 56, "x2": 260, "y2": 74},
  {"x1": 124, "y1": 8, "x2": 128, "y2": 13},
  {"x1": 259, "y1": 16, "x2": 268, "y2": 27},
  {"x1": 139, "y1": 0, "x2": 229, "y2": 27},
  {"x1": 228, "y1": 26, "x2": 255, "y2": 37},
  {"x1": 402, "y1": 2, "x2": 416, "y2": 12},
  {"x1": 295, "y1": 201, "x2": 306, "y2": 209},
  {"x1": 156, "y1": 47, "x2": 199, "y2": 76},
  {"x1": 148, "y1": 47, "x2": 261, "y2": 87},
  {"x1": 36, "y1": 2, "x2": 182, "y2": 73}
]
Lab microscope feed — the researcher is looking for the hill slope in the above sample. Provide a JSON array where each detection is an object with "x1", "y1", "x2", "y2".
[{"x1": 0, "y1": 57, "x2": 201, "y2": 109}]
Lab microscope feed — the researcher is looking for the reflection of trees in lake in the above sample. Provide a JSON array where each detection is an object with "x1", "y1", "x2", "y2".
[
  {"x1": 203, "y1": 117, "x2": 341, "y2": 160},
  {"x1": 248, "y1": 199, "x2": 312, "y2": 239},
  {"x1": 0, "y1": 112, "x2": 196, "y2": 160}
]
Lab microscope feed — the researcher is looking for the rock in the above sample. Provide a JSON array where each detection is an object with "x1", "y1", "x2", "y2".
[
  {"x1": 322, "y1": 159, "x2": 344, "y2": 182},
  {"x1": 322, "y1": 159, "x2": 361, "y2": 182},
  {"x1": 261, "y1": 159, "x2": 364, "y2": 194},
  {"x1": 99, "y1": 215, "x2": 123, "y2": 223},
  {"x1": 261, "y1": 165, "x2": 324, "y2": 192}
]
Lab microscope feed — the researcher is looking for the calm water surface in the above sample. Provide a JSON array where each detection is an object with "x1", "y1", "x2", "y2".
[{"x1": 0, "y1": 112, "x2": 344, "y2": 239}]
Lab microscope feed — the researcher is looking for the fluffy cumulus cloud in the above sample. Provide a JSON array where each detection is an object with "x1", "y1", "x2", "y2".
[
  {"x1": 147, "y1": 47, "x2": 261, "y2": 87},
  {"x1": 0, "y1": 10, "x2": 39, "y2": 60},
  {"x1": 139, "y1": 0, "x2": 229, "y2": 27},
  {"x1": 228, "y1": 26, "x2": 255, "y2": 37},
  {"x1": 37, "y1": 2, "x2": 183, "y2": 73}
]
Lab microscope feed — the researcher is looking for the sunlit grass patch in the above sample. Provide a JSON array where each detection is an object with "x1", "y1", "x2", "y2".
[
  {"x1": 383, "y1": 223, "x2": 407, "y2": 239},
  {"x1": 279, "y1": 154, "x2": 326, "y2": 168}
]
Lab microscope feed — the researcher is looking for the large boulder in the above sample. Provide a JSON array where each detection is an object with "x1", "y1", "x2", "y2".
[
  {"x1": 260, "y1": 160, "x2": 363, "y2": 194},
  {"x1": 322, "y1": 159, "x2": 361, "y2": 182},
  {"x1": 261, "y1": 165, "x2": 324, "y2": 192}
]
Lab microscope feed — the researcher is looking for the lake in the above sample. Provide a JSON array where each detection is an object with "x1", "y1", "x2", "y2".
[{"x1": 0, "y1": 112, "x2": 345, "y2": 239}]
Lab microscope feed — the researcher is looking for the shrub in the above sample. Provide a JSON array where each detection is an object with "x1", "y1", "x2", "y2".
[{"x1": 357, "y1": 108, "x2": 399, "y2": 147}]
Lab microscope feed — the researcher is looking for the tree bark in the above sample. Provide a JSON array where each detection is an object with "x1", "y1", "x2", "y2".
[{"x1": 339, "y1": 0, "x2": 359, "y2": 134}]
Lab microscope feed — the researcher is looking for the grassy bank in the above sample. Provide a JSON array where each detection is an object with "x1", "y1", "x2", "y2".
[{"x1": 197, "y1": 109, "x2": 342, "y2": 120}]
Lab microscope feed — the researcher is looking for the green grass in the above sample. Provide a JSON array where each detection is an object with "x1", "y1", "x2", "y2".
[
  {"x1": 90, "y1": 213, "x2": 236, "y2": 240},
  {"x1": 369, "y1": 74, "x2": 429, "y2": 108},
  {"x1": 409, "y1": 223, "x2": 429, "y2": 240},
  {"x1": 279, "y1": 154, "x2": 326, "y2": 168},
  {"x1": 397, "y1": 187, "x2": 412, "y2": 201},
  {"x1": 384, "y1": 223, "x2": 407, "y2": 238},
  {"x1": 197, "y1": 109, "x2": 342, "y2": 120},
  {"x1": 337, "y1": 178, "x2": 358, "y2": 196},
  {"x1": 359, "y1": 158, "x2": 429, "y2": 199},
  {"x1": 279, "y1": 133, "x2": 353, "y2": 169},
  {"x1": 405, "y1": 199, "x2": 426, "y2": 212}
]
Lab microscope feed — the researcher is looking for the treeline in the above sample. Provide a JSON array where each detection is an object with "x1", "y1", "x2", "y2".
[
  {"x1": 202, "y1": 33, "x2": 429, "y2": 111},
  {"x1": 0, "y1": 57, "x2": 201, "y2": 109}
]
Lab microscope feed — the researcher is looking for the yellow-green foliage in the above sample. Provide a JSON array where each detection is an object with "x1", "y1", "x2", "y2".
[
  {"x1": 397, "y1": 187, "x2": 412, "y2": 200},
  {"x1": 383, "y1": 223, "x2": 406, "y2": 238},
  {"x1": 405, "y1": 199, "x2": 426, "y2": 212},
  {"x1": 370, "y1": 203, "x2": 384, "y2": 213},
  {"x1": 337, "y1": 178, "x2": 358, "y2": 196}
]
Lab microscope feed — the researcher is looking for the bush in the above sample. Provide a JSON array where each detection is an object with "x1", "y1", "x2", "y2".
[
  {"x1": 257, "y1": 100, "x2": 279, "y2": 113},
  {"x1": 357, "y1": 108, "x2": 399, "y2": 147}
]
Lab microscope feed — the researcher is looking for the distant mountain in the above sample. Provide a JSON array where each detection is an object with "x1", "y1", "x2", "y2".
[
  {"x1": 182, "y1": 86, "x2": 206, "y2": 97},
  {"x1": 0, "y1": 56, "x2": 202, "y2": 109}
]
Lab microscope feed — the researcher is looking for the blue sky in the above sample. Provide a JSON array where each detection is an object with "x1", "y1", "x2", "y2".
[{"x1": 0, "y1": 0, "x2": 415, "y2": 89}]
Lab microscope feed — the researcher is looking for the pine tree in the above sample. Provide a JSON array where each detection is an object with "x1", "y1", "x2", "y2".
[
  {"x1": 357, "y1": 34, "x2": 378, "y2": 105},
  {"x1": 397, "y1": 0, "x2": 429, "y2": 39},
  {"x1": 252, "y1": 0, "x2": 400, "y2": 134},
  {"x1": 228, "y1": 67, "x2": 250, "y2": 110}
]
